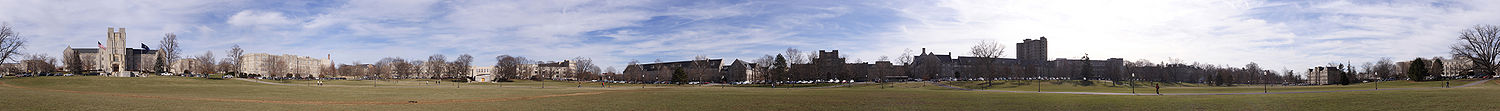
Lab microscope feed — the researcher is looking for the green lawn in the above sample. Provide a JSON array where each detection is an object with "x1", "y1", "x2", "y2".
[
  {"x1": 2, "y1": 76, "x2": 1497, "y2": 110},
  {"x1": 940, "y1": 80, "x2": 1477, "y2": 93}
]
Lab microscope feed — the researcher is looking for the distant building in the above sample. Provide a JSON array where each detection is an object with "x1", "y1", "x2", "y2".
[
  {"x1": 722, "y1": 60, "x2": 757, "y2": 82},
  {"x1": 168, "y1": 59, "x2": 200, "y2": 74},
  {"x1": 61, "y1": 27, "x2": 163, "y2": 77},
  {"x1": 1306, "y1": 66, "x2": 1350, "y2": 85},
  {"x1": 239, "y1": 53, "x2": 331, "y2": 77},
  {"x1": 909, "y1": 37, "x2": 1124, "y2": 81},
  {"x1": 1444, "y1": 57, "x2": 1475, "y2": 77},
  {"x1": 1017, "y1": 37, "x2": 1048, "y2": 64},
  {"x1": 470, "y1": 65, "x2": 495, "y2": 82},
  {"x1": 623, "y1": 59, "x2": 724, "y2": 82},
  {"x1": 533, "y1": 60, "x2": 577, "y2": 80}
]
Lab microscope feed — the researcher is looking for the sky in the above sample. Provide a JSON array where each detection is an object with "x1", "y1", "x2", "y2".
[{"x1": 4, "y1": 0, "x2": 1500, "y2": 74}]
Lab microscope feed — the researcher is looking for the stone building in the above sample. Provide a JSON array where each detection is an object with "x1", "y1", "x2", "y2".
[
  {"x1": 533, "y1": 60, "x2": 577, "y2": 80},
  {"x1": 1444, "y1": 57, "x2": 1475, "y2": 77},
  {"x1": 623, "y1": 59, "x2": 724, "y2": 82},
  {"x1": 908, "y1": 37, "x2": 1124, "y2": 81},
  {"x1": 61, "y1": 27, "x2": 163, "y2": 77},
  {"x1": 721, "y1": 60, "x2": 757, "y2": 83},
  {"x1": 168, "y1": 59, "x2": 200, "y2": 74},
  {"x1": 239, "y1": 53, "x2": 331, "y2": 77},
  {"x1": 1306, "y1": 66, "x2": 1349, "y2": 85}
]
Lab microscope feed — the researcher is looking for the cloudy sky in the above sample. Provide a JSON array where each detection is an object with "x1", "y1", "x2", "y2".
[{"x1": 4, "y1": 0, "x2": 1499, "y2": 74}]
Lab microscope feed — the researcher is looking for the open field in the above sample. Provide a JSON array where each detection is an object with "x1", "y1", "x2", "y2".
[
  {"x1": 940, "y1": 80, "x2": 1478, "y2": 93},
  {"x1": 2, "y1": 76, "x2": 1498, "y2": 110}
]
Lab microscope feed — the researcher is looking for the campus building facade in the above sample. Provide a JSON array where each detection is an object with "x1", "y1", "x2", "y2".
[
  {"x1": 910, "y1": 37, "x2": 1125, "y2": 81},
  {"x1": 61, "y1": 27, "x2": 163, "y2": 77},
  {"x1": 239, "y1": 53, "x2": 331, "y2": 77}
]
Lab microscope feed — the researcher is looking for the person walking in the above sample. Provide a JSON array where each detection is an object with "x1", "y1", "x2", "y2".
[{"x1": 1154, "y1": 83, "x2": 1161, "y2": 95}]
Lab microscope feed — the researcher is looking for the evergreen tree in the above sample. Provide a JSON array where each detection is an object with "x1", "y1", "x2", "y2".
[
  {"x1": 773, "y1": 55, "x2": 788, "y2": 83},
  {"x1": 671, "y1": 68, "x2": 686, "y2": 84},
  {"x1": 1407, "y1": 58, "x2": 1429, "y2": 81}
]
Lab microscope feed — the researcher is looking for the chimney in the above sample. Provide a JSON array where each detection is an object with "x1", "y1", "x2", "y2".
[{"x1": 921, "y1": 48, "x2": 926, "y2": 54}]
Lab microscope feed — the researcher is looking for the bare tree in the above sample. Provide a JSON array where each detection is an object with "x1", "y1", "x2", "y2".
[
  {"x1": 218, "y1": 58, "x2": 234, "y2": 76},
  {"x1": 22, "y1": 54, "x2": 56, "y2": 74},
  {"x1": 1373, "y1": 58, "x2": 1397, "y2": 80},
  {"x1": 158, "y1": 33, "x2": 179, "y2": 73},
  {"x1": 397, "y1": 59, "x2": 417, "y2": 77},
  {"x1": 0, "y1": 23, "x2": 23, "y2": 65},
  {"x1": 226, "y1": 45, "x2": 243, "y2": 75},
  {"x1": 194, "y1": 51, "x2": 215, "y2": 74},
  {"x1": 897, "y1": 48, "x2": 914, "y2": 65},
  {"x1": 785, "y1": 48, "x2": 805, "y2": 64},
  {"x1": 969, "y1": 40, "x2": 1005, "y2": 58},
  {"x1": 495, "y1": 55, "x2": 527, "y2": 79},
  {"x1": 64, "y1": 48, "x2": 83, "y2": 73},
  {"x1": 571, "y1": 56, "x2": 600, "y2": 80},
  {"x1": 969, "y1": 40, "x2": 1006, "y2": 85},
  {"x1": 427, "y1": 55, "x2": 447, "y2": 78},
  {"x1": 371, "y1": 59, "x2": 391, "y2": 78},
  {"x1": 1451, "y1": 24, "x2": 1500, "y2": 76},
  {"x1": 263, "y1": 56, "x2": 287, "y2": 77},
  {"x1": 752, "y1": 55, "x2": 775, "y2": 83},
  {"x1": 451, "y1": 54, "x2": 474, "y2": 78}
]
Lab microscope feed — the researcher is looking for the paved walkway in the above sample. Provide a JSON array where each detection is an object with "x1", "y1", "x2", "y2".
[{"x1": 932, "y1": 79, "x2": 1493, "y2": 96}]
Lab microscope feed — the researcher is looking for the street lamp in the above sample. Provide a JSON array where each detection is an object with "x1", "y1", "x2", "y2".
[{"x1": 1130, "y1": 73, "x2": 1136, "y2": 95}]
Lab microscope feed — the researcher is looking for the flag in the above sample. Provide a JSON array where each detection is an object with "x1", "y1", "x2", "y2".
[
  {"x1": 98, "y1": 42, "x2": 105, "y2": 50},
  {"x1": 140, "y1": 43, "x2": 149, "y2": 50}
]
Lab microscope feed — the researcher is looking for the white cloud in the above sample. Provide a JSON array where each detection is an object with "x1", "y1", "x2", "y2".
[
  {"x1": 226, "y1": 10, "x2": 295, "y2": 26},
  {"x1": 867, "y1": 0, "x2": 1500, "y2": 74},
  {"x1": 0, "y1": 0, "x2": 242, "y2": 58},
  {"x1": 12, "y1": 0, "x2": 1500, "y2": 75}
]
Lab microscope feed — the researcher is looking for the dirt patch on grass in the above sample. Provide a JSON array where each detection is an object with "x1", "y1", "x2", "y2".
[{"x1": 0, "y1": 81, "x2": 653, "y2": 105}]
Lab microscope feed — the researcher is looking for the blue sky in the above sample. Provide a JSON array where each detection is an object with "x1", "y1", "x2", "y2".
[{"x1": 4, "y1": 0, "x2": 1500, "y2": 74}]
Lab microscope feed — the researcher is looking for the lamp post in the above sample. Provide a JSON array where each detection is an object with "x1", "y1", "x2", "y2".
[
  {"x1": 1037, "y1": 71, "x2": 1043, "y2": 92},
  {"x1": 1130, "y1": 73, "x2": 1136, "y2": 95},
  {"x1": 641, "y1": 74, "x2": 646, "y2": 88}
]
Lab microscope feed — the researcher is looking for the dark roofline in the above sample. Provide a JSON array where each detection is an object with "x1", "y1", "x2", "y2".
[{"x1": 639, "y1": 59, "x2": 724, "y2": 65}]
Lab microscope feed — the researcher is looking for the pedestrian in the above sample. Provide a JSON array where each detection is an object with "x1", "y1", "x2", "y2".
[
  {"x1": 1446, "y1": 82, "x2": 1450, "y2": 88},
  {"x1": 1154, "y1": 84, "x2": 1161, "y2": 95}
]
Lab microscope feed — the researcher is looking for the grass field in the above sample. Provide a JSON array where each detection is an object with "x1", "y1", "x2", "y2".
[
  {"x1": 2, "y1": 76, "x2": 1497, "y2": 110},
  {"x1": 941, "y1": 80, "x2": 1477, "y2": 93}
]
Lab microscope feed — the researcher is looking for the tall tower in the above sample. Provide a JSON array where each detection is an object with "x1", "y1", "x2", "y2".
[
  {"x1": 1016, "y1": 37, "x2": 1048, "y2": 64},
  {"x1": 106, "y1": 27, "x2": 129, "y2": 76}
]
